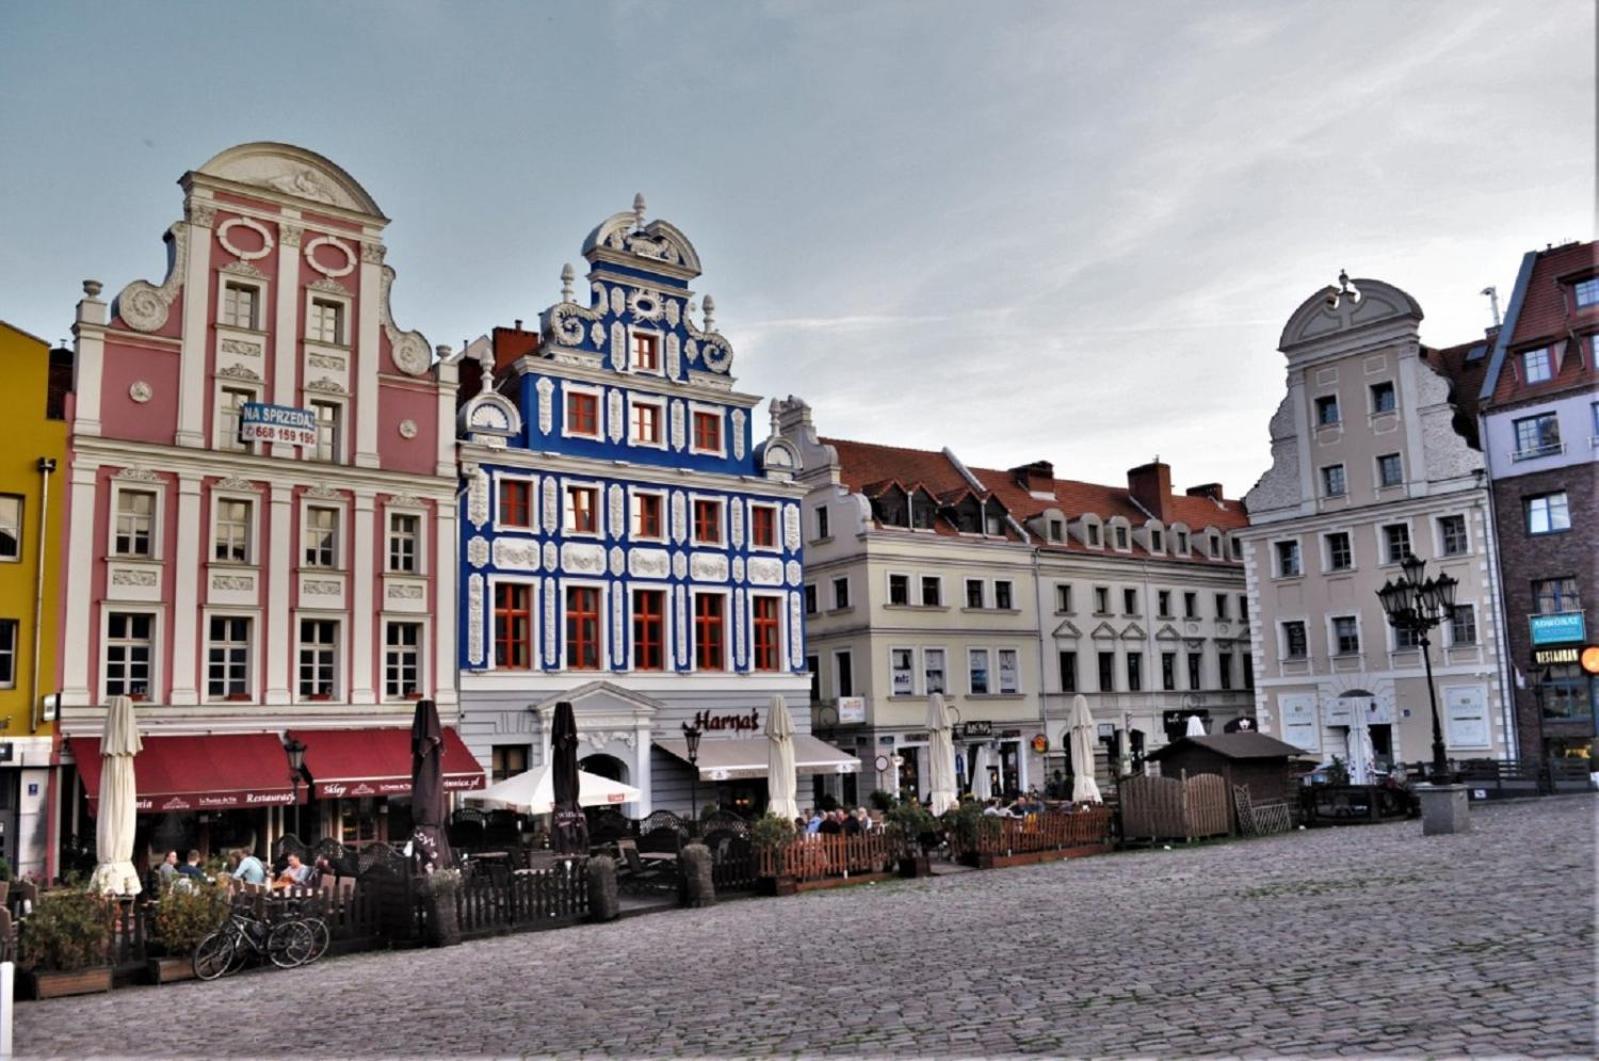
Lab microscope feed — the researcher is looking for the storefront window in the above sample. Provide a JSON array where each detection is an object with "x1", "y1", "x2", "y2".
[{"x1": 1541, "y1": 665, "x2": 1595, "y2": 721}]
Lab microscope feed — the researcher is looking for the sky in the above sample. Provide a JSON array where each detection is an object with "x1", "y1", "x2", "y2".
[{"x1": 1, "y1": 1, "x2": 1591, "y2": 496}]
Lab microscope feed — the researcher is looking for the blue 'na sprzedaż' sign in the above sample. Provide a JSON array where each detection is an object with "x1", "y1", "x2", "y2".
[
  {"x1": 1529, "y1": 611, "x2": 1586, "y2": 646},
  {"x1": 239, "y1": 403, "x2": 318, "y2": 447}
]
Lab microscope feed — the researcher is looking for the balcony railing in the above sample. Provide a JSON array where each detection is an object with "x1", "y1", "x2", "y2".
[{"x1": 1510, "y1": 441, "x2": 1566, "y2": 461}]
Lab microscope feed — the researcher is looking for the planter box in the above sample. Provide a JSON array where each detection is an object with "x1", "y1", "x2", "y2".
[
  {"x1": 22, "y1": 966, "x2": 113, "y2": 1000},
  {"x1": 146, "y1": 956, "x2": 197, "y2": 985}
]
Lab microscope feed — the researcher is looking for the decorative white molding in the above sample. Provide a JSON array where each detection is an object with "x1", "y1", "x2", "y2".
[
  {"x1": 669, "y1": 400, "x2": 686, "y2": 451},
  {"x1": 732, "y1": 556, "x2": 745, "y2": 583},
  {"x1": 730, "y1": 498, "x2": 745, "y2": 548},
  {"x1": 675, "y1": 584, "x2": 688, "y2": 665},
  {"x1": 467, "y1": 468, "x2": 490, "y2": 529},
  {"x1": 590, "y1": 321, "x2": 606, "y2": 349},
  {"x1": 789, "y1": 592, "x2": 804, "y2": 667},
  {"x1": 748, "y1": 557, "x2": 784, "y2": 586},
  {"x1": 734, "y1": 587, "x2": 746, "y2": 667},
  {"x1": 303, "y1": 578, "x2": 341, "y2": 596},
  {"x1": 543, "y1": 577, "x2": 557, "y2": 662},
  {"x1": 666, "y1": 333, "x2": 681, "y2": 379},
  {"x1": 388, "y1": 583, "x2": 425, "y2": 601},
  {"x1": 608, "y1": 546, "x2": 625, "y2": 577},
  {"x1": 215, "y1": 475, "x2": 260, "y2": 493},
  {"x1": 612, "y1": 582, "x2": 625, "y2": 661},
  {"x1": 670, "y1": 491, "x2": 687, "y2": 544},
  {"x1": 732, "y1": 409, "x2": 747, "y2": 459},
  {"x1": 541, "y1": 478, "x2": 558, "y2": 533},
  {"x1": 467, "y1": 536, "x2": 490, "y2": 568},
  {"x1": 535, "y1": 378, "x2": 555, "y2": 434},
  {"x1": 221, "y1": 260, "x2": 266, "y2": 279},
  {"x1": 110, "y1": 568, "x2": 159, "y2": 588},
  {"x1": 690, "y1": 553, "x2": 729, "y2": 582},
  {"x1": 398, "y1": 419, "x2": 418, "y2": 439},
  {"x1": 607, "y1": 485, "x2": 625, "y2": 540},
  {"x1": 277, "y1": 223, "x2": 303, "y2": 247},
  {"x1": 304, "y1": 235, "x2": 356, "y2": 277},
  {"x1": 115, "y1": 467, "x2": 161, "y2": 482},
  {"x1": 116, "y1": 221, "x2": 188, "y2": 332},
  {"x1": 217, "y1": 217, "x2": 274, "y2": 261},
  {"x1": 468, "y1": 574, "x2": 485, "y2": 665},
  {"x1": 211, "y1": 573, "x2": 255, "y2": 592},
  {"x1": 186, "y1": 202, "x2": 217, "y2": 228},
  {"x1": 672, "y1": 552, "x2": 688, "y2": 580},
  {"x1": 361, "y1": 243, "x2": 386, "y2": 265},
  {"x1": 606, "y1": 390, "x2": 624, "y2": 443},
  {"x1": 309, "y1": 277, "x2": 351, "y2": 297},
  {"x1": 307, "y1": 352, "x2": 344, "y2": 371},
  {"x1": 609, "y1": 323, "x2": 626, "y2": 371},
  {"x1": 128, "y1": 381, "x2": 152, "y2": 404},
  {"x1": 664, "y1": 298, "x2": 681, "y2": 327},
  {"x1": 378, "y1": 266, "x2": 431, "y2": 377},
  {"x1": 216, "y1": 364, "x2": 261, "y2": 382},
  {"x1": 783, "y1": 504, "x2": 801, "y2": 550},
  {"x1": 784, "y1": 559, "x2": 802, "y2": 586},
  {"x1": 628, "y1": 548, "x2": 670, "y2": 579},
  {"x1": 609, "y1": 287, "x2": 626, "y2": 315},
  {"x1": 220, "y1": 338, "x2": 263, "y2": 358},
  {"x1": 305, "y1": 376, "x2": 347, "y2": 395},
  {"x1": 561, "y1": 542, "x2": 606, "y2": 574},
  {"x1": 542, "y1": 541, "x2": 559, "y2": 572}
]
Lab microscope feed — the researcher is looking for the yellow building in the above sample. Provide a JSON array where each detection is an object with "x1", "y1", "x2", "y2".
[{"x1": 0, "y1": 321, "x2": 68, "y2": 877}]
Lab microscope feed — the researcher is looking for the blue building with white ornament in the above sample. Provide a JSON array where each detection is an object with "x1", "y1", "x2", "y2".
[{"x1": 453, "y1": 198, "x2": 856, "y2": 816}]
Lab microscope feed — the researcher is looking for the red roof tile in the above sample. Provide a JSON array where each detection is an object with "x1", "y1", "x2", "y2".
[{"x1": 1489, "y1": 240, "x2": 1599, "y2": 408}]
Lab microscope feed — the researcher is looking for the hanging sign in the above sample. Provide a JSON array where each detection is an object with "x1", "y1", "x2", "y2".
[
  {"x1": 1530, "y1": 612, "x2": 1586, "y2": 646},
  {"x1": 240, "y1": 403, "x2": 319, "y2": 447},
  {"x1": 837, "y1": 696, "x2": 866, "y2": 724},
  {"x1": 1030, "y1": 735, "x2": 1049, "y2": 753}
]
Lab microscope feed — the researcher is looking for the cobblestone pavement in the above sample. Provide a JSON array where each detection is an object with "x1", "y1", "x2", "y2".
[{"x1": 18, "y1": 796, "x2": 1596, "y2": 1059}]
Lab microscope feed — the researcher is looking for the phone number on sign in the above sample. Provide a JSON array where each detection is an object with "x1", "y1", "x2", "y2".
[{"x1": 242, "y1": 425, "x2": 319, "y2": 446}]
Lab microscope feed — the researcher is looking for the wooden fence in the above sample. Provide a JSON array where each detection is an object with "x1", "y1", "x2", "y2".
[
  {"x1": 757, "y1": 833, "x2": 898, "y2": 885},
  {"x1": 451, "y1": 860, "x2": 589, "y2": 939},
  {"x1": 1121, "y1": 771, "x2": 1231, "y2": 842},
  {"x1": 950, "y1": 808, "x2": 1115, "y2": 860}
]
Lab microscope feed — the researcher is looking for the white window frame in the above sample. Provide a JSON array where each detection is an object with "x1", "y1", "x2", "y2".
[
  {"x1": 382, "y1": 617, "x2": 428, "y2": 700},
  {"x1": 1526, "y1": 492, "x2": 1571, "y2": 534},
  {"x1": 560, "y1": 381, "x2": 604, "y2": 441},
  {"x1": 1435, "y1": 513, "x2": 1471, "y2": 558},
  {"x1": 100, "y1": 607, "x2": 159, "y2": 703},
  {"x1": 1448, "y1": 603, "x2": 1478, "y2": 647},
  {"x1": 889, "y1": 645, "x2": 917, "y2": 697},
  {"x1": 626, "y1": 393, "x2": 667, "y2": 450},
  {"x1": 687, "y1": 492, "x2": 725, "y2": 547},
  {"x1": 1369, "y1": 380, "x2": 1398, "y2": 416},
  {"x1": 1328, "y1": 614, "x2": 1361, "y2": 657},
  {"x1": 967, "y1": 647, "x2": 992, "y2": 695},
  {"x1": 964, "y1": 578, "x2": 986, "y2": 610},
  {"x1": 210, "y1": 491, "x2": 257, "y2": 566},
  {"x1": 687, "y1": 586, "x2": 728, "y2": 674},
  {"x1": 885, "y1": 570, "x2": 912, "y2": 607},
  {"x1": 626, "y1": 325, "x2": 666, "y2": 377},
  {"x1": 921, "y1": 647, "x2": 947, "y2": 696},
  {"x1": 203, "y1": 610, "x2": 255, "y2": 701},
  {"x1": 0, "y1": 494, "x2": 20, "y2": 563},
  {"x1": 304, "y1": 290, "x2": 351, "y2": 346},
  {"x1": 1375, "y1": 452, "x2": 1404, "y2": 489},
  {"x1": 626, "y1": 582, "x2": 672, "y2": 673},
  {"x1": 1377, "y1": 519, "x2": 1413, "y2": 567},
  {"x1": 1171, "y1": 524, "x2": 1190, "y2": 556},
  {"x1": 487, "y1": 575, "x2": 538, "y2": 672},
  {"x1": 918, "y1": 574, "x2": 944, "y2": 608},
  {"x1": 215, "y1": 381, "x2": 260, "y2": 453},
  {"x1": 295, "y1": 614, "x2": 343, "y2": 701},
  {"x1": 1273, "y1": 538, "x2": 1303, "y2": 579},
  {"x1": 308, "y1": 397, "x2": 346, "y2": 465},
  {"x1": 830, "y1": 575, "x2": 851, "y2": 611},
  {"x1": 560, "y1": 577, "x2": 611, "y2": 673},
  {"x1": 109, "y1": 480, "x2": 163, "y2": 560},
  {"x1": 996, "y1": 647, "x2": 1021, "y2": 694},
  {"x1": 493, "y1": 472, "x2": 538, "y2": 533},
  {"x1": 300, "y1": 500, "x2": 344, "y2": 570},
  {"x1": 1573, "y1": 276, "x2": 1599, "y2": 307},
  {"x1": 746, "y1": 501, "x2": 781, "y2": 553},
  {"x1": 1279, "y1": 618, "x2": 1310, "y2": 661},
  {"x1": 747, "y1": 591, "x2": 786, "y2": 673},
  {"x1": 1080, "y1": 516, "x2": 1103, "y2": 548},
  {"x1": 688, "y1": 401, "x2": 726, "y2": 457},
  {"x1": 1146, "y1": 523, "x2": 1165, "y2": 554},
  {"x1": 1313, "y1": 393, "x2": 1341, "y2": 426},
  {"x1": 1521, "y1": 347, "x2": 1552, "y2": 384},
  {"x1": 1321, "y1": 463, "x2": 1347, "y2": 498},
  {"x1": 220, "y1": 278, "x2": 264, "y2": 331},
  {"x1": 386, "y1": 505, "x2": 426, "y2": 575},
  {"x1": 1108, "y1": 518, "x2": 1132, "y2": 553},
  {"x1": 1322, "y1": 530, "x2": 1354, "y2": 573},
  {"x1": 627, "y1": 486, "x2": 668, "y2": 543},
  {"x1": 563, "y1": 478, "x2": 605, "y2": 539}
]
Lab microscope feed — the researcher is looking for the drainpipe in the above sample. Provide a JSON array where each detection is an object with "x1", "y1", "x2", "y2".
[
  {"x1": 1474, "y1": 455, "x2": 1520, "y2": 764},
  {"x1": 30, "y1": 457, "x2": 55, "y2": 732}
]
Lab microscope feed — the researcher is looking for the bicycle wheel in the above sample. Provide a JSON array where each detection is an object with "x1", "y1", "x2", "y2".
[
  {"x1": 193, "y1": 930, "x2": 235, "y2": 981},
  {"x1": 267, "y1": 919, "x2": 315, "y2": 968},
  {"x1": 301, "y1": 917, "x2": 331, "y2": 964}
]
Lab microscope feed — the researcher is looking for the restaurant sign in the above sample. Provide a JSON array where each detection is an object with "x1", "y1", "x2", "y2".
[
  {"x1": 127, "y1": 789, "x2": 296, "y2": 812},
  {"x1": 958, "y1": 721, "x2": 993, "y2": 739},
  {"x1": 240, "y1": 402, "x2": 319, "y2": 447},
  {"x1": 1534, "y1": 646, "x2": 1581, "y2": 666},
  {"x1": 690, "y1": 708, "x2": 761, "y2": 734},
  {"x1": 1530, "y1": 611, "x2": 1586, "y2": 646}
]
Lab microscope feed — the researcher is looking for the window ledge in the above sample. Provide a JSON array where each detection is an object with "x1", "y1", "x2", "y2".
[{"x1": 964, "y1": 693, "x2": 1026, "y2": 700}]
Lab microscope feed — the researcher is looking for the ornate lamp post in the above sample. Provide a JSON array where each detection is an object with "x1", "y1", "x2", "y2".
[
  {"x1": 284, "y1": 737, "x2": 308, "y2": 840},
  {"x1": 681, "y1": 721, "x2": 702, "y2": 831},
  {"x1": 1376, "y1": 552, "x2": 1459, "y2": 784}
]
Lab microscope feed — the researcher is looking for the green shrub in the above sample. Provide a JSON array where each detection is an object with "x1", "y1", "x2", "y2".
[
  {"x1": 750, "y1": 814, "x2": 796, "y2": 851},
  {"x1": 867, "y1": 789, "x2": 895, "y2": 812},
  {"x1": 20, "y1": 890, "x2": 115, "y2": 972},
  {"x1": 152, "y1": 883, "x2": 229, "y2": 955},
  {"x1": 945, "y1": 801, "x2": 1002, "y2": 849},
  {"x1": 884, "y1": 801, "x2": 939, "y2": 853}
]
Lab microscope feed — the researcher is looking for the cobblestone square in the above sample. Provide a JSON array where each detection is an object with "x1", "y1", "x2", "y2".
[{"x1": 17, "y1": 796, "x2": 1595, "y2": 1058}]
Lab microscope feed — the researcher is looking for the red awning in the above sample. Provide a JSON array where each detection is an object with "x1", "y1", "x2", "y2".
[
  {"x1": 69, "y1": 734, "x2": 300, "y2": 814},
  {"x1": 285, "y1": 727, "x2": 485, "y2": 800}
]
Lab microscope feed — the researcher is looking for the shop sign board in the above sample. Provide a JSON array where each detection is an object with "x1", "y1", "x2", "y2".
[
  {"x1": 837, "y1": 696, "x2": 866, "y2": 724},
  {"x1": 959, "y1": 721, "x2": 993, "y2": 739},
  {"x1": 1530, "y1": 612, "x2": 1586, "y2": 646}
]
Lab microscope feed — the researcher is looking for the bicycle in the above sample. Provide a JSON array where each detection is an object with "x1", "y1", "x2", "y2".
[{"x1": 193, "y1": 909, "x2": 317, "y2": 980}]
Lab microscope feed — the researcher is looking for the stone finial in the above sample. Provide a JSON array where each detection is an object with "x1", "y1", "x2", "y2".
[
  {"x1": 83, "y1": 279, "x2": 103, "y2": 298},
  {"x1": 770, "y1": 398, "x2": 782, "y2": 435},
  {"x1": 435, "y1": 344, "x2": 453, "y2": 361},
  {"x1": 632, "y1": 193, "x2": 647, "y2": 230},
  {"x1": 477, "y1": 347, "x2": 494, "y2": 393},
  {"x1": 560, "y1": 263, "x2": 575, "y2": 302},
  {"x1": 702, "y1": 294, "x2": 716, "y2": 332}
]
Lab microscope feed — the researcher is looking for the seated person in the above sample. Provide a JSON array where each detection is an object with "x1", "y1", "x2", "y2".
[
  {"x1": 176, "y1": 849, "x2": 206, "y2": 880},
  {"x1": 229, "y1": 848, "x2": 268, "y2": 886},
  {"x1": 273, "y1": 852, "x2": 313, "y2": 889}
]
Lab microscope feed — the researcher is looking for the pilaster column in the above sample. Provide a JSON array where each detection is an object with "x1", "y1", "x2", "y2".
[
  {"x1": 175, "y1": 212, "x2": 214, "y2": 448},
  {"x1": 71, "y1": 283, "x2": 108, "y2": 438},
  {"x1": 265, "y1": 486, "x2": 294, "y2": 705},
  {"x1": 271, "y1": 219, "x2": 303, "y2": 459},
  {"x1": 350, "y1": 490, "x2": 377, "y2": 703},
  {"x1": 354, "y1": 249, "x2": 382, "y2": 469},
  {"x1": 168, "y1": 473, "x2": 203, "y2": 705},
  {"x1": 60, "y1": 462, "x2": 100, "y2": 706},
  {"x1": 432, "y1": 500, "x2": 458, "y2": 708}
]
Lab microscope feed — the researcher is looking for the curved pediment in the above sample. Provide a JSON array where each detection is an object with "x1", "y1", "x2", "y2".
[
  {"x1": 1278, "y1": 276, "x2": 1423, "y2": 352},
  {"x1": 195, "y1": 142, "x2": 383, "y2": 216},
  {"x1": 581, "y1": 196, "x2": 703, "y2": 277}
]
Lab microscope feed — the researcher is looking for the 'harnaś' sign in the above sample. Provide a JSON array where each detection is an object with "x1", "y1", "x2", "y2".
[{"x1": 240, "y1": 402, "x2": 318, "y2": 447}]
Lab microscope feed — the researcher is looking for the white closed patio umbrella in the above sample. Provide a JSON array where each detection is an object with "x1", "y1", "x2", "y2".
[
  {"x1": 926, "y1": 694, "x2": 958, "y2": 816},
  {"x1": 1347, "y1": 721, "x2": 1375, "y2": 786},
  {"x1": 1185, "y1": 713, "x2": 1207, "y2": 738},
  {"x1": 972, "y1": 745, "x2": 993, "y2": 801},
  {"x1": 465, "y1": 764, "x2": 641, "y2": 815},
  {"x1": 766, "y1": 695, "x2": 800, "y2": 821},
  {"x1": 89, "y1": 695, "x2": 142, "y2": 896},
  {"x1": 1068, "y1": 694, "x2": 1103, "y2": 804}
]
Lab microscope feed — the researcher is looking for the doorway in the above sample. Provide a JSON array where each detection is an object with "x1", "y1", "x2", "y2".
[{"x1": 579, "y1": 753, "x2": 629, "y2": 784}]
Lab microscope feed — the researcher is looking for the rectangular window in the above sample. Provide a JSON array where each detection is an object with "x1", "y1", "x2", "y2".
[
  {"x1": 1093, "y1": 586, "x2": 1110, "y2": 613},
  {"x1": 920, "y1": 576, "x2": 942, "y2": 607},
  {"x1": 994, "y1": 580, "x2": 1013, "y2": 610},
  {"x1": 807, "y1": 655, "x2": 821, "y2": 702},
  {"x1": 494, "y1": 582, "x2": 533, "y2": 670},
  {"x1": 752, "y1": 596, "x2": 781, "y2": 672},
  {"x1": 1097, "y1": 651, "x2": 1115, "y2": 693},
  {"x1": 1208, "y1": 534, "x2": 1221, "y2": 558},
  {"x1": 632, "y1": 589, "x2": 665, "y2": 671},
  {"x1": 630, "y1": 401, "x2": 662, "y2": 445},
  {"x1": 297, "y1": 618, "x2": 337, "y2": 698},
  {"x1": 1574, "y1": 277, "x2": 1599, "y2": 307},
  {"x1": 1048, "y1": 519, "x2": 1064, "y2": 542},
  {"x1": 1314, "y1": 394, "x2": 1341, "y2": 425},
  {"x1": 1275, "y1": 541, "x2": 1301, "y2": 578},
  {"x1": 1126, "y1": 652, "x2": 1142, "y2": 692},
  {"x1": 1183, "y1": 592, "x2": 1198, "y2": 619},
  {"x1": 1526, "y1": 492, "x2": 1571, "y2": 535},
  {"x1": 0, "y1": 495, "x2": 19, "y2": 561},
  {"x1": 388, "y1": 512, "x2": 420, "y2": 573},
  {"x1": 217, "y1": 386, "x2": 254, "y2": 452},
  {"x1": 891, "y1": 648, "x2": 915, "y2": 696},
  {"x1": 1541, "y1": 664, "x2": 1594, "y2": 721},
  {"x1": 308, "y1": 298, "x2": 345, "y2": 344},
  {"x1": 499, "y1": 480, "x2": 532, "y2": 528},
  {"x1": 1086, "y1": 523, "x2": 1101, "y2": 546},
  {"x1": 1322, "y1": 464, "x2": 1346, "y2": 497},
  {"x1": 1161, "y1": 652, "x2": 1176, "y2": 691},
  {"x1": 1522, "y1": 347, "x2": 1552, "y2": 384},
  {"x1": 815, "y1": 505, "x2": 830, "y2": 540},
  {"x1": 1217, "y1": 651, "x2": 1232, "y2": 690},
  {"x1": 1449, "y1": 605, "x2": 1477, "y2": 646},
  {"x1": 631, "y1": 333, "x2": 659, "y2": 372},
  {"x1": 693, "y1": 593, "x2": 724, "y2": 671},
  {"x1": 969, "y1": 649, "x2": 992, "y2": 695},
  {"x1": 213, "y1": 498, "x2": 252, "y2": 563},
  {"x1": 888, "y1": 574, "x2": 910, "y2": 606},
  {"x1": 1056, "y1": 585, "x2": 1072, "y2": 613},
  {"x1": 222, "y1": 282, "x2": 257, "y2": 329},
  {"x1": 1150, "y1": 529, "x2": 1163, "y2": 552},
  {"x1": 1058, "y1": 650, "x2": 1077, "y2": 693},
  {"x1": 310, "y1": 400, "x2": 342, "y2": 463},
  {"x1": 1123, "y1": 588, "x2": 1139, "y2": 615},
  {"x1": 997, "y1": 649, "x2": 1020, "y2": 694},
  {"x1": 1326, "y1": 531, "x2": 1353, "y2": 571},
  {"x1": 1186, "y1": 652, "x2": 1202, "y2": 691},
  {"x1": 803, "y1": 584, "x2": 817, "y2": 615},
  {"x1": 1377, "y1": 453, "x2": 1403, "y2": 488},
  {"x1": 632, "y1": 493, "x2": 664, "y2": 539},
  {"x1": 1114, "y1": 525, "x2": 1129, "y2": 550},
  {"x1": 491, "y1": 744, "x2": 529, "y2": 784},
  {"x1": 691, "y1": 498, "x2": 721, "y2": 544},
  {"x1": 1438, "y1": 515, "x2": 1468, "y2": 557},
  {"x1": 1333, "y1": 616, "x2": 1360, "y2": 655},
  {"x1": 832, "y1": 576, "x2": 850, "y2": 610},
  {"x1": 1284, "y1": 621, "x2": 1308, "y2": 660},
  {"x1": 206, "y1": 616, "x2": 250, "y2": 698},
  {"x1": 1175, "y1": 530, "x2": 1189, "y2": 553},
  {"x1": 1157, "y1": 590, "x2": 1171, "y2": 618},
  {"x1": 1370, "y1": 381, "x2": 1396, "y2": 414},
  {"x1": 834, "y1": 651, "x2": 854, "y2": 698},
  {"x1": 1513, "y1": 413, "x2": 1561, "y2": 459},
  {"x1": 384, "y1": 622, "x2": 422, "y2": 698},
  {"x1": 923, "y1": 648, "x2": 946, "y2": 694},
  {"x1": 567, "y1": 586, "x2": 603, "y2": 670},
  {"x1": 1395, "y1": 624, "x2": 1422, "y2": 650},
  {"x1": 750, "y1": 505, "x2": 777, "y2": 548},
  {"x1": 568, "y1": 485, "x2": 599, "y2": 535},
  {"x1": 965, "y1": 579, "x2": 985, "y2": 609},
  {"x1": 1214, "y1": 593, "x2": 1228, "y2": 620},
  {"x1": 0, "y1": 619, "x2": 14, "y2": 688},
  {"x1": 1532, "y1": 577, "x2": 1580, "y2": 615},
  {"x1": 1238, "y1": 595, "x2": 1248, "y2": 621},
  {"x1": 566, "y1": 391, "x2": 600, "y2": 437},
  {"x1": 692, "y1": 410, "x2": 722, "y2": 453},
  {"x1": 302, "y1": 506, "x2": 339, "y2": 568}
]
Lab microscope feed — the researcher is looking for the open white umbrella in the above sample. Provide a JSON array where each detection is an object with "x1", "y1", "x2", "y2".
[
  {"x1": 1068, "y1": 694, "x2": 1103, "y2": 804},
  {"x1": 1185, "y1": 713, "x2": 1207, "y2": 738},
  {"x1": 925, "y1": 694, "x2": 958, "y2": 816},
  {"x1": 972, "y1": 745, "x2": 993, "y2": 801},
  {"x1": 89, "y1": 695, "x2": 142, "y2": 896},
  {"x1": 465, "y1": 764, "x2": 641, "y2": 815},
  {"x1": 766, "y1": 695, "x2": 800, "y2": 821}
]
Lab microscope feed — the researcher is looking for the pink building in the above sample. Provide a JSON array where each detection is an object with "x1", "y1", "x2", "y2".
[{"x1": 54, "y1": 143, "x2": 473, "y2": 874}]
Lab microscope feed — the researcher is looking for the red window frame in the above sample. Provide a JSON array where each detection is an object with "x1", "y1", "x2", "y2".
[
  {"x1": 693, "y1": 499, "x2": 721, "y2": 544},
  {"x1": 631, "y1": 402, "x2": 661, "y2": 444},
  {"x1": 692, "y1": 411, "x2": 721, "y2": 451},
  {"x1": 493, "y1": 583, "x2": 532, "y2": 670},
  {"x1": 632, "y1": 333, "x2": 659, "y2": 371},
  {"x1": 694, "y1": 594, "x2": 725, "y2": 671},
  {"x1": 634, "y1": 493, "x2": 663, "y2": 538},
  {"x1": 566, "y1": 586, "x2": 601, "y2": 671},
  {"x1": 632, "y1": 590, "x2": 665, "y2": 671},
  {"x1": 751, "y1": 505, "x2": 776, "y2": 548},
  {"x1": 567, "y1": 392, "x2": 599, "y2": 436},
  {"x1": 568, "y1": 486, "x2": 598, "y2": 534},
  {"x1": 498, "y1": 480, "x2": 531, "y2": 527},
  {"x1": 752, "y1": 596, "x2": 781, "y2": 672}
]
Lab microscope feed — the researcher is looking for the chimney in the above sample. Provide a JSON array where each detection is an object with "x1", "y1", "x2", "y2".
[
  {"x1": 1009, "y1": 460, "x2": 1054, "y2": 492},
  {"x1": 1186, "y1": 483, "x2": 1225, "y2": 501},
  {"x1": 1127, "y1": 461, "x2": 1172, "y2": 521}
]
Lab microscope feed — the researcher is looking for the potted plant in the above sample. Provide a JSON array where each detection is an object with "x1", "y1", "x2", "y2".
[
  {"x1": 419, "y1": 868, "x2": 462, "y2": 948},
  {"x1": 867, "y1": 790, "x2": 895, "y2": 813},
  {"x1": 884, "y1": 802, "x2": 937, "y2": 877},
  {"x1": 750, "y1": 814, "x2": 797, "y2": 895},
  {"x1": 19, "y1": 889, "x2": 117, "y2": 999},
  {"x1": 945, "y1": 801, "x2": 1003, "y2": 868},
  {"x1": 148, "y1": 882, "x2": 229, "y2": 984}
]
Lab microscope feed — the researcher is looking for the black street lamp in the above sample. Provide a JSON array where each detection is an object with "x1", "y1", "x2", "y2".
[
  {"x1": 285, "y1": 737, "x2": 307, "y2": 840},
  {"x1": 681, "y1": 722, "x2": 702, "y2": 831},
  {"x1": 1376, "y1": 552, "x2": 1459, "y2": 784}
]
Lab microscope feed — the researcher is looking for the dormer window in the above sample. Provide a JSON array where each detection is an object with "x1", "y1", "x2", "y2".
[
  {"x1": 1048, "y1": 518, "x2": 1064, "y2": 542},
  {"x1": 1113, "y1": 524, "x2": 1129, "y2": 550},
  {"x1": 911, "y1": 491, "x2": 936, "y2": 530},
  {"x1": 1574, "y1": 277, "x2": 1599, "y2": 307},
  {"x1": 1175, "y1": 529, "x2": 1189, "y2": 554},
  {"x1": 222, "y1": 282, "x2": 259, "y2": 330},
  {"x1": 631, "y1": 333, "x2": 660, "y2": 372},
  {"x1": 1522, "y1": 347, "x2": 1552, "y2": 384},
  {"x1": 1085, "y1": 522, "x2": 1101, "y2": 547},
  {"x1": 1149, "y1": 528, "x2": 1163, "y2": 552}
]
